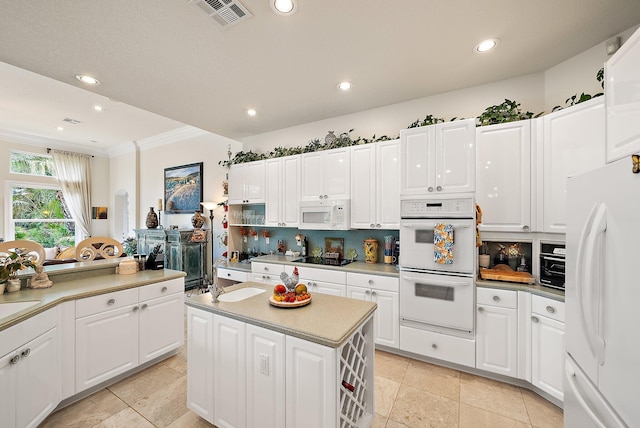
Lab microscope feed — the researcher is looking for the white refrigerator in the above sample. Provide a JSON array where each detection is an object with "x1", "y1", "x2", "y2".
[{"x1": 564, "y1": 156, "x2": 640, "y2": 427}]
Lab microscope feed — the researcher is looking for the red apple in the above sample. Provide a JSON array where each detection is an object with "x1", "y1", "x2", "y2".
[{"x1": 274, "y1": 284, "x2": 286, "y2": 295}]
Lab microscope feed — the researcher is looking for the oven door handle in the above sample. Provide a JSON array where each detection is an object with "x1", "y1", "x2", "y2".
[
  {"x1": 400, "y1": 223, "x2": 471, "y2": 228},
  {"x1": 401, "y1": 275, "x2": 470, "y2": 287},
  {"x1": 542, "y1": 256, "x2": 565, "y2": 263}
]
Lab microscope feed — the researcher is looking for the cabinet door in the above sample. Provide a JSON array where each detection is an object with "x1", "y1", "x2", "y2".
[
  {"x1": 281, "y1": 155, "x2": 301, "y2": 227},
  {"x1": 371, "y1": 289, "x2": 400, "y2": 349},
  {"x1": 16, "y1": 328, "x2": 61, "y2": 428},
  {"x1": 139, "y1": 293, "x2": 184, "y2": 364},
  {"x1": 476, "y1": 305, "x2": 518, "y2": 378},
  {"x1": 75, "y1": 305, "x2": 139, "y2": 392},
  {"x1": 324, "y1": 148, "x2": 351, "y2": 199},
  {"x1": 307, "y1": 280, "x2": 345, "y2": 297},
  {"x1": 436, "y1": 119, "x2": 476, "y2": 193},
  {"x1": 0, "y1": 348, "x2": 17, "y2": 427},
  {"x1": 187, "y1": 307, "x2": 215, "y2": 424},
  {"x1": 228, "y1": 164, "x2": 245, "y2": 204},
  {"x1": 286, "y1": 336, "x2": 337, "y2": 428},
  {"x1": 346, "y1": 285, "x2": 370, "y2": 302},
  {"x1": 246, "y1": 324, "x2": 285, "y2": 428},
  {"x1": 476, "y1": 121, "x2": 531, "y2": 232},
  {"x1": 400, "y1": 126, "x2": 436, "y2": 195},
  {"x1": 264, "y1": 158, "x2": 281, "y2": 227},
  {"x1": 301, "y1": 151, "x2": 325, "y2": 200},
  {"x1": 531, "y1": 314, "x2": 565, "y2": 401},
  {"x1": 350, "y1": 144, "x2": 376, "y2": 229},
  {"x1": 537, "y1": 98, "x2": 605, "y2": 233},
  {"x1": 245, "y1": 161, "x2": 266, "y2": 203},
  {"x1": 213, "y1": 315, "x2": 246, "y2": 428},
  {"x1": 376, "y1": 139, "x2": 400, "y2": 229}
]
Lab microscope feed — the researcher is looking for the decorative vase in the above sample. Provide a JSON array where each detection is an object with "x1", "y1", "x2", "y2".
[
  {"x1": 146, "y1": 207, "x2": 159, "y2": 229},
  {"x1": 6, "y1": 278, "x2": 21, "y2": 292},
  {"x1": 325, "y1": 131, "x2": 337, "y2": 146},
  {"x1": 363, "y1": 238, "x2": 379, "y2": 264},
  {"x1": 191, "y1": 210, "x2": 205, "y2": 229}
]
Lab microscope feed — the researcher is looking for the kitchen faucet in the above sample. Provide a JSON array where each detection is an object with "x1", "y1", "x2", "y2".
[{"x1": 211, "y1": 257, "x2": 228, "y2": 303}]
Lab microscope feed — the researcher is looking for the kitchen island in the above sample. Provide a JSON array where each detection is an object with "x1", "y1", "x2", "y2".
[{"x1": 185, "y1": 281, "x2": 377, "y2": 428}]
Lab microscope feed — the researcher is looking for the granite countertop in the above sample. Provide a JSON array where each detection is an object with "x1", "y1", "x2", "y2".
[
  {"x1": 0, "y1": 263, "x2": 186, "y2": 331},
  {"x1": 476, "y1": 278, "x2": 565, "y2": 302},
  {"x1": 249, "y1": 254, "x2": 400, "y2": 277},
  {"x1": 185, "y1": 281, "x2": 377, "y2": 348}
]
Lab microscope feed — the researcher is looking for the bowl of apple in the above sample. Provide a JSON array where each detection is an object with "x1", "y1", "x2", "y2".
[{"x1": 270, "y1": 283, "x2": 312, "y2": 308}]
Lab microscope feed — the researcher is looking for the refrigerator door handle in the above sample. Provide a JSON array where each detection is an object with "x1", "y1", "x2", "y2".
[
  {"x1": 564, "y1": 358, "x2": 616, "y2": 428},
  {"x1": 576, "y1": 203, "x2": 607, "y2": 365},
  {"x1": 587, "y1": 204, "x2": 607, "y2": 365}
]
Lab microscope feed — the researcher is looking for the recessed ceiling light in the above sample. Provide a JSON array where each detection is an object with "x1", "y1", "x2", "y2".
[
  {"x1": 75, "y1": 74, "x2": 100, "y2": 85},
  {"x1": 337, "y1": 81, "x2": 352, "y2": 91},
  {"x1": 246, "y1": 109, "x2": 257, "y2": 117},
  {"x1": 271, "y1": 0, "x2": 296, "y2": 15},
  {"x1": 475, "y1": 38, "x2": 499, "y2": 53},
  {"x1": 57, "y1": 126, "x2": 64, "y2": 131},
  {"x1": 94, "y1": 105, "x2": 103, "y2": 111}
]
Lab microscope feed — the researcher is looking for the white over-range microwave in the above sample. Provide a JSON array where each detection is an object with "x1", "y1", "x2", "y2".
[{"x1": 299, "y1": 199, "x2": 350, "y2": 230}]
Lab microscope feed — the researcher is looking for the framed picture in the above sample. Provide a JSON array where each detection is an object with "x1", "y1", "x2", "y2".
[
  {"x1": 230, "y1": 251, "x2": 239, "y2": 262},
  {"x1": 164, "y1": 162, "x2": 203, "y2": 213},
  {"x1": 91, "y1": 206, "x2": 108, "y2": 219}
]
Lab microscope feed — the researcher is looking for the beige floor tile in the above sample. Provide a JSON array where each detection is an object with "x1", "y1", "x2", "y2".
[
  {"x1": 402, "y1": 358, "x2": 460, "y2": 400},
  {"x1": 108, "y1": 362, "x2": 184, "y2": 406},
  {"x1": 166, "y1": 410, "x2": 215, "y2": 427},
  {"x1": 460, "y1": 372, "x2": 530, "y2": 423},
  {"x1": 92, "y1": 407, "x2": 155, "y2": 428},
  {"x1": 162, "y1": 353, "x2": 187, "y2": 376},
  {"x1": 460, "y1": 402, "x2": 532, "y2": 428},
  {"x1": 129, "y1": 376, "x2": 189, "y2": 428},
  {"x1": 386, "y1": 419, "x2": 411, "y2": 428},
  {"x1": 375, "y1": 349, "x2": 410, "y2": 383},
  {"x1": 40, "y1": 389, "x2": 128, "y2": 428},
  {"x1": 521, "y1": 388, "x2": 564, "y2": 428},
  {"x1": 389, "y1": 384, "x2": 459, "y2": 428},
  {"x1": 371, "y1": 413, "x2": 389, "y2": 428},
  {"x1": 376, "y1": 375, "x2": 401, "y2": 417}
]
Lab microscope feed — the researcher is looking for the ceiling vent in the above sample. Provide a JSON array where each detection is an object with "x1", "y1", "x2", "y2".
[
  {"x1": 63, "y1": 117, "x2": 82, "y2": 125},
  {"x1": 189, "y1": 0, "x2": 252, "y2": 27}
]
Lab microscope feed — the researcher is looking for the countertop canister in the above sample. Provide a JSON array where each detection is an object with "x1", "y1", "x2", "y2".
[{"x1": 363, "y1": 238, "x2": 379, "y2": 264}]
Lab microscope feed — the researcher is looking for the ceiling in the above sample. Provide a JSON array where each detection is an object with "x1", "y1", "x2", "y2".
[{"x1": 2, "y1": 0, "x2": 640, "y2": 155}]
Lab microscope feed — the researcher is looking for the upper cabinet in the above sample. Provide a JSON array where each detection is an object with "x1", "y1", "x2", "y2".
[
  {"x1": 265, "y1": 155, "x2": 300, "y2": 228},
  {"x1": 300, "y1": 147, "x2": 351, "y2": 201},
  {"x1": 400, "y1": 119, "x2": 476, "y2": 196},
  {"x1": 228, "y1": 160, "x2": 266, "y2": 204},
  {"x1": 476, "y1": 121, "x2": 531, "y2": 233},
  {"x1": 534, "y1": 97, "x2": 605, "y2": 233},
  {"x1": 606, "y1": 26, "x2": 640, "y2": 163},
  {"x1": 350, "y1": 140, "x2": 400, "y2": 229}
]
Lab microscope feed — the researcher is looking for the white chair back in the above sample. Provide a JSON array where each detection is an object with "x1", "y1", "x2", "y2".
[
  {"x1": 75, "y1": 237, "x2": 124, "y2": 261},
  {"x1": 0, "y1": 240, "x2": 46, "y2": 266}
]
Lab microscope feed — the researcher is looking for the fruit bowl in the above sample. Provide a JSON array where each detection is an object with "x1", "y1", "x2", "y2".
[{"x1": 269, "y1": 294, "x2": 312, "y2": 308}]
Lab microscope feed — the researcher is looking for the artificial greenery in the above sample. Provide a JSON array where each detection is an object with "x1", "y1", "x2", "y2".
[
  {"x1": 552, "y1": 67, "x2": 604, "y2": 112},
  {"x1": 407, "y1": 114, "x2": 445, "y2": 128},
  {"x1": 477, "y1": 99, "x2": 543, "y2": 126}
]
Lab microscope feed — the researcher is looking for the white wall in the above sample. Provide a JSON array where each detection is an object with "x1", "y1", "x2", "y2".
[{"x1": 109, "y1": 142, "x2": 138, "y2": 239}]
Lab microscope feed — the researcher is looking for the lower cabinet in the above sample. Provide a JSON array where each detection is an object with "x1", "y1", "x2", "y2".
[
  {"x1": 297, "y1": 266, "x2": 347, "y2": 297},
  {"x1": 75, "y1": 278, "x2": 184, "y2": 392},
  {"x1": 476, "y1": 288, "x2": 518, "y2": 377},
  {"x1": 0, "y1": 309, "x2": 60, "y2": 428},
  {"x1": 186, "y1": 307, "x2": 215, "y2": 423},
  {"x1": 531, "y1": 295, "x2": 565, "y2": 401}
]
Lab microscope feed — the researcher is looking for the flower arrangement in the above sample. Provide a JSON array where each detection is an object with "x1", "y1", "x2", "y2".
[{"x1": 0, "y1": 251, "x2": 37, "y2": 282}]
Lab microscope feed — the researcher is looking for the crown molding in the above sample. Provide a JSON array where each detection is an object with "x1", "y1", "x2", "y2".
[
  {"x1": 135, "y1": 126, "x2": 209, "y2": 151},
  {"x1": 0, "y1": 128, "x2": 109, "y2": 157}
]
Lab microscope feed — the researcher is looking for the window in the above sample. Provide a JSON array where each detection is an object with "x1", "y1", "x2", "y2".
[
  {"x1": 10, "y1": 151, "x2": 56, "y2": 176},
  {"x1": 9, "y1": 183, "x2": 76, "y2": 248}
]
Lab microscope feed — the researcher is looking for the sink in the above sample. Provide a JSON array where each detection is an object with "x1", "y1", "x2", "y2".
[
  {"x1": 217, "y1": 287, "x2": 265, "y2": 303},
  {"x1": 0, "y1": 300, "x2": 41, "y2": 319}
]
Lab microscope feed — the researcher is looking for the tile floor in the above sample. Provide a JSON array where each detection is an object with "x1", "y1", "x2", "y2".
[{"x1": 42, "y1": 308, "x2": 563, "y2": 428}]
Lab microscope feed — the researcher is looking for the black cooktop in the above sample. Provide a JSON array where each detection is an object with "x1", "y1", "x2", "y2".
[{"x1": 297, "y1": 256, "x2": 353, "y2": 267}]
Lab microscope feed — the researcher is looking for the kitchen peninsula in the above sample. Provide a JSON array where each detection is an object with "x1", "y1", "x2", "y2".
[{"x1": 185, "y1": 281, "x2": 376, "y2": 428}]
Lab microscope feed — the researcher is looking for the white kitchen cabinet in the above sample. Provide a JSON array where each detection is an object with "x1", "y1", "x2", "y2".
[
  {"x1": 351, "y1": 140, "x2": 400, "y2": 229},
  {"x1": 265, "y1": 155, "x2": 300, "y2": 227},
  {"x1": 228, "y1": 160, "x2": 266, "y2": 204},
  {"x1": 476, "y1": 121, "x2": 531, "y2": 232},
  {"x1": 476, "y1": 288, "x2": 518, "y2": 378},
  {"x1": 300, "y1": 147, "x2": 350, "y2": 201},
  {"x1": 251, "y1": 262, "x2": 295, "y2": 286},
  {"x1": 531, "y1": 295, "x2": 565, "y2": 401},
  {"x1": 605, "y1": 26, "x2": 640, "y2": 163},
  {"x1": 534, "y1": 97, "x2": 605, "y2": 233},
  {"x1": 75, "y1": 279, "x2": 184, "y2": 393},
  {"x1": 246, "y1": 324, "x2": 286, "y2": 428},
  {"x1": 298, "y1": 265, "x2": 347, "y2": 297},
  {"x1": 400, "y1": 119, "x2": 476, "y2": 196},
  {"x1": 0, "y1": 308, "x2": 60, "y2": 428},
  {"x1": 286, "y1": 335, "x2": 336, "y2": 428},
  {"x1": 346, "y1": 272, "x2": 399, "y2": 348},
  {"x1": 213, "y1": 315, "x2": 247, "y2": 428},
  {"x1": 186, "y1": 306, "x2": 215, "y2": 424}
]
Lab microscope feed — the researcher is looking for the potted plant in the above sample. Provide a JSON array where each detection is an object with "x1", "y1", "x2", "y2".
[{"x1": 0, "y1": 251, "x2": 37, "y2": 292}]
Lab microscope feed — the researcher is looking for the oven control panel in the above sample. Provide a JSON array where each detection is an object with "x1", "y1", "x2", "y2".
[{"x1": 401, "y1": 198, "x2": 474, "y2": 218}]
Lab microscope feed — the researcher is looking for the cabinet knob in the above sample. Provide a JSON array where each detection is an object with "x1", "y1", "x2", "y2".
[
  {"x1": 522, "y1": 225, "x2": 530, "y2": 231},
  {"x1": 161, "y1": 286, "x2": 168, "y2": 292},
  {"x1": 368, "y1": 280, "x2": 374, "y2": 285},
  {"x1": 10, "y1": 355, "x2": 20, "y2": 365},
  {"x1": 371, "y1": 291, "x2": 377, "y2": 297},
  {"x1": 376, "y1": 224, "x2": 381, "y2": 228},
  {"x1": 531, "y1": 316, "x2": 539, "y2": 323},
  {"x1": 319, "y1": 195, "x2": 324, "y2": 199},
  {"x1": 428, "y1": 186, "x2": 434, "y2": 192},
  {"x1": 107, "y1": 298, "x2": 116, "y2": 305},
  {"x1": 141, "y1": 303, "x2": 148, "y2": 310},
  {"x1": 324, "y1": 195, "x2": 328, "y2": 199},
  {"x1": 227, "y1": 273, "x2": 231, "y2": 277},
  {"x1": 370, "y1": 223, "x2": 375, "y2": 228},
  {"x1": 431, "y1": 343, "x2": 438, "y2": 349},
  {"x1": 21, "y1": 348, "x2": 31, "y2": 358},
  {"x1": 365, "y1": 290, "x2": 371, "y2": 295},
  {"x1": 264, "y1": 266, "x2": 269, "y2": 271},
  {"x1": 436, "y1": 186, "x2": 442, "y2": 191},
  {"x1": 133, "y1": 306, "x2": 139, "y2": 312},
  {"x1": 492, "y1": 295, "x2": 501, "y2": 302},
  {"x1": 477, "y1": 306, "x2": 485, "y2": 312},
  {"x1": 546, "y1": 305, "x2": 555, "y2": 314}
]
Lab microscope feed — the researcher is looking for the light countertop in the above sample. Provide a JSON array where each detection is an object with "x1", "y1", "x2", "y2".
[
  {"x1": 247, "y1": 254, "x2": 400, "y2": 277},
  {"x1": 476, "y1": 279, "x2": 565, "y2": 302},
  {"x1": 185, "y1": 281, "x2": 377, "y2": 348}
]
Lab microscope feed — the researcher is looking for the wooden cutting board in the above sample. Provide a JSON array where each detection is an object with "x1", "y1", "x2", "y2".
[{"x1": 480, "y1": 264, "x2": 535, "y2": 284}]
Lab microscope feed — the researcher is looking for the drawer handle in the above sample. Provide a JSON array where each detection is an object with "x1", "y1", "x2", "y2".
[
  {"x1": 371, "y1": 291, "x2": 377, "y2": 297},
  {"x1": 141, "y1": 303, "x2": 148, "y2": 310},
  {"x1": 133, "y1": 306, "x2": 139, "y2": 312},
  {"x1": 477, "y1": 306, "x2": 485, "y2": 312},
  {"x1": 227, "y1": 273, "x2": 231, "y2": 277},
  {"x1": 161, "y1": 286, "x2": 168, "y2": 292},
  {"x1": 492, "y1": 296, "x2": 500, "y2": 302},
  {"x1": 436, "y1": 185, "x2": 442, "y2": 192},
  {"x1": 21, "y1": 348, "x2": 31, "y2": 358},
  {"x1": 368, "y1": 280, "x2": 374, "y2": 285},
  {"x1": 107, "y1": 298, "x2": 116, "y2": 305},
  {"x1": 546, "y1": 305, "x2": 555, "y2": 314},
  {"x1": 431, "y1": 343, "x2": 438, "y2": 349},
  {"x1": 10, "y1": 355, "x2": 20, "y2": 365},
  {"x1": 531, "y1": 316, "x2": 539, "y2": 323}
]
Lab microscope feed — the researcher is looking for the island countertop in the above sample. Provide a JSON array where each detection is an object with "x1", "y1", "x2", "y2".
[{"x1": 185, "y1": 281, "x2": 377, "y2": 348}]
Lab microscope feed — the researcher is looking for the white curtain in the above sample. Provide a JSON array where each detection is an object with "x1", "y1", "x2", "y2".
[{"x1": 51, "y1": 150, "x2": 92, "y2": 239}]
